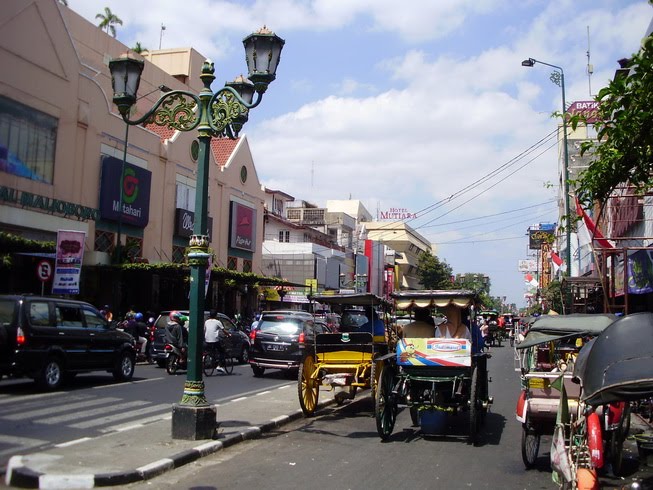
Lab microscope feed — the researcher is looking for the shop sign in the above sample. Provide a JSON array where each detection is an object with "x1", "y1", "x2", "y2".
[
  {"x1": 0, "y1": 185, "x2": 100, "y2": 221},
  {"x1": 99, "y1": 156, "x2": 151, "y2": 228},
  {"x1": 378, "y1": 207, "x2": 417, "y2": 220},
  {"x1": 529, "y1": 228, "x2": 555, "y2": 250},
  {"x1": 229, "y1": 201, "x2": 256, "y2": 252},
  {"x1": 174, "y1": 208, "x2": 213, "y2": 239}
]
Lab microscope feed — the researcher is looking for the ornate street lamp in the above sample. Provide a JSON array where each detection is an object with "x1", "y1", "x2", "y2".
[
  {"x1": 109, "y1": 27, "x2": 284, "y2": 440},
  {"x1": 521, "y1": 57, "x2": 571, "y2": 277}
]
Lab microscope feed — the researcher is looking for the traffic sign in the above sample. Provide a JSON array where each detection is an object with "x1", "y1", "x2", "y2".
[{"x1": 36, "y1": 260, "x2": 52, "y2": 282}]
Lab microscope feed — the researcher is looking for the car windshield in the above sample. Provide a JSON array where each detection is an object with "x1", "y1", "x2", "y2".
[
  {"x1": 341, "y1": 310, "x2": 368, "y2": 329},
  {"x1": 258, "y1": 316, "x2": 304, "y2": 335}
]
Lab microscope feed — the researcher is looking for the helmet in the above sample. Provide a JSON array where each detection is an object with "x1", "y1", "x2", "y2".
[
  {"x1": 125, "y1": 312, "x2": 134, "y2": 320},
  {"x1": 169, "y1": 310, "x2": 183, "y2": 322},
  {"x1": 135, "y1": 312, "x2": 143, "y2": 321}
]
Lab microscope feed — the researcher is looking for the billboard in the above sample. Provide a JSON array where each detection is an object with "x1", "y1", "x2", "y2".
[
  {"x1": 518, "y1": 259, "x2": 538, "y2": 272},
  {"x1": 99, "y1": 156, "x2": 152, "y2": 228},
  {"x1": 529, "y1": 228, "x2": 555, "y2": 250},
  {"x1": 229, "y1": 201, "x2": 257, "y2": 252}
]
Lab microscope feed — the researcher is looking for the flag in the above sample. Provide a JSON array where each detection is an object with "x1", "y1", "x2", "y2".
[
  {"x1": 575, "y1": 197, "x2": 614, "y2": 249},
  {"x1": 525, "y1": 273, "x2": 539, "y2": 288},
  {"x1": 550, "y1": 251, "x2": 563, "y2": 273}
]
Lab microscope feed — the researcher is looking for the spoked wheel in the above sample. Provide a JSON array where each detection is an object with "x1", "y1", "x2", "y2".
[
  {"x1": 375, "y1": 364, "x2": 397, "y2": 441},
  {"x1": 469, "y1": 366, "x2": 481, "y2": 445},
  {"x1": 409, "y1": 406, "x2": 420, "y2": 427},
  {"x1": 521, "y1": 425, "x2": 541, "y2": 468},
  {"x1": 298, "y1": 355, "x2": 319, "y2": 416},
  {"x1": 203, "y1": 353, "x2": 215, "y2": 377},
  {"x1": 221, "y1": 355, "x2": 234, "y2": 375},
  {"x1": 609, "y1": 404, "x2": 630, "y2": 476}
]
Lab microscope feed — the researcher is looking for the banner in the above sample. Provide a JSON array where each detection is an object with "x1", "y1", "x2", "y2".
[
  {"x1": 628, "y1": 249, "x2": 653, "y2": 294},
  {"x1": 52, "y1": 230, "x2": 86, "y2": 295},
  {"x1": 518, "y1": 259, "x2": 537, "y2": 272}
]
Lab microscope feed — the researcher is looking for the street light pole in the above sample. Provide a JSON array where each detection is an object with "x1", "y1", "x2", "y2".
[
  {"x1": 109, "y1": 27, "x2": 284, "y2": 440},
  {"x1": 521, "y1": 57, "x2": 572, "y2": 276}
]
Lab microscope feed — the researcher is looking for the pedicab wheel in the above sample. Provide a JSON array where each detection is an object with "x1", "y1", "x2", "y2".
[
  {"x1": 521, "y1": 424, "x2": 541, "y2": 468},
  {"x1": 468, "y1": 366, "x2": 481, "y2": 445},
  {"x1": 298, "y1": 355, "x2": 319, "y2": 416},
  {"x1": 609, "y1": 404, "x2": 630, "y2": 476},
  {"x1": 410, "y1": 406, "x2": 420, "y2": 427},
  {"x1": 375, "y1": 364, "x2": 396, "y2": 441}
]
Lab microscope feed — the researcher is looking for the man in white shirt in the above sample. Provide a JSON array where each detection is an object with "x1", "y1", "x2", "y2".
[{"x1": 204, "y1": 310, "x2": 226, "y2": 372}]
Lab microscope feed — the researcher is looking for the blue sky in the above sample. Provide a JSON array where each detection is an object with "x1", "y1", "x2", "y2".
[{"x1": 69, "y1": 0, "x2": 652, "y2": 307}]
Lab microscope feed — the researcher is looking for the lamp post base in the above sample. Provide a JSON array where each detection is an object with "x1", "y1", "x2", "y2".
[{"x1": 171, "y1": 404, "x2": 217, "y2": 440}]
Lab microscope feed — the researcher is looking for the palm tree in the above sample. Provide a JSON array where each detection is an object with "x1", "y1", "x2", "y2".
[
  {"x1": 132, "y1": 42, "x2": 148, "y2": 54},
  {"x1": 95, "y1": 7, "x2": 123, "y2": 38}
]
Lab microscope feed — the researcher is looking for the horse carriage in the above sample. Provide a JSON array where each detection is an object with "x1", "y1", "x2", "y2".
[
  {"x1": 297, "y1": 293, "x2": 390, "y2": 416},
  {"x1": 514, "y1": 314, "x2": 616, "y2": 469},
  {"x1": 374, "y1": 290, "x2": 492, "y2": 444},
  {"x1": 554, "y1": 312, "x2": 653, "y2": 489}
]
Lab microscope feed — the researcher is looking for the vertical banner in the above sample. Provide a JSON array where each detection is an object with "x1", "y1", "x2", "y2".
[
  {"x1": 205, "y1": 254, "x2": 213, "y2": 299},
  {"x1": 52, "y1": 230, "x2": 86, "y2": 295}
]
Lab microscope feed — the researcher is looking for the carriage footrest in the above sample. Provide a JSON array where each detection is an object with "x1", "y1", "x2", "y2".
[{"x1": 323, "y1": 373, "x2": 353, "y2": 386}]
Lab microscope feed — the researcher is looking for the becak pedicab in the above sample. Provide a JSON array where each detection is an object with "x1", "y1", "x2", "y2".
[
  {"x1": 374, "y1": 290, "x2": 491, "y2": 444},
  {"x1": 298, "y1": 293, "x2": 391, "y2": 416},
  {"x1": 555, "y1": 312, "x2": 653, "y2": 489},
  {"x1": 514, "y1": 313, "x2": 616, "y2": 469}
]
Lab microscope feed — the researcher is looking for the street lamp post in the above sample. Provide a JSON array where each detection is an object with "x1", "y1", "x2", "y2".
[
  {"x1": 521, "y1": 57, "x2": 571, "y2": 277},
  {"x1": 109, "y1": 27, "x2": 284, "y2": 440}
]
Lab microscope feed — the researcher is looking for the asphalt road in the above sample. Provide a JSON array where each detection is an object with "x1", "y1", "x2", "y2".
[
  {"x1": 113, "y1": 342, "x2": 561, "y2": 489},
  {"x1": 0, "y1": 361, "x2": 296, "y2": 471}
]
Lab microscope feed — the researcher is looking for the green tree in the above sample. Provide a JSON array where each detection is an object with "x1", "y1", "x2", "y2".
[
  {"x1": 132, "y1": 42, "x2": 148, "y2": 54},
  {"x1": 95, "y1": 7, "x2": 123, "y2": 38},
  {"x1": 571, "y1": 34, "x2": 653, "y2": 205},
  {"x1": 416, "y1": 249, "x2": 453, "y2": 289},
  {"x1": 541, "y1": 280, "x2": 564, "y2": 314}
]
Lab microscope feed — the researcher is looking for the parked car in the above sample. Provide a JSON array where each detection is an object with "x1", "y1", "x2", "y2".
[
  {"x1": 0, "y1": 295, "x2": 136, "y2": 390},
  {"x1": 249, "y1": 310, "x2": 329, "y2": 377},
  {"x1": 151, "y1": 310, "x2": 250, "y2": 367}
]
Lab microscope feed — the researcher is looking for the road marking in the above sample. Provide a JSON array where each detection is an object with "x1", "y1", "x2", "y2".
[
  {"x1": 230, "y1": 397, "x2": 248, "y2": 403},
  {"x1": 39, "y1": 400, "x2": 150, "y2": 425},
  {"x1": 90, "y1": 377, "x2": 165, "y2": 390},
  {"x1": 68, "y1": 403, "x2": 170, "y2": 429},
  {"x1": 0, "y1": 434, "x2": 48, "y2": 458},
  {"x1": 54, "y1": 437, "x2": 91, "y2": 448},
  {"x1": 255, "y1": 390, "x2": 272, "y2": 396},
  {"x1": 2, "y1": 397, "x2": 121, "y2": 420}
]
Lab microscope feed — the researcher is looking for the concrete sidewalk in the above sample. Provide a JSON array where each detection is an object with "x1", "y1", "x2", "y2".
[{"x1": 5, "y1": 384, "x2": 334, "y2": 489}]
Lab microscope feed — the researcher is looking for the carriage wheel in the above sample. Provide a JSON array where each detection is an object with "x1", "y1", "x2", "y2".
[
  {"x1": 298, "y1": 355, "x2": 319, "y2": 416},
  {"x1": 521, "y1": 424, "x2": 541, "y2": 468},
  {"x1": 409, "y1": 406, "x2": 420, "y2": 427},
  {"x1": 468, "y1": 366, "x2": 480, "y2": 445},
  {"x1": 375, "y1": 364, "x2": 396, "y2": 441},
  {"x1": 610, "y1": 404, "x2": 630, "y2": 476}
]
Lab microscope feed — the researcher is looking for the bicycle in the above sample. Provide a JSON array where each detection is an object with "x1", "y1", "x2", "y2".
[{"x1": 203, "y1": 343, "x2": 233, "y2": 376}]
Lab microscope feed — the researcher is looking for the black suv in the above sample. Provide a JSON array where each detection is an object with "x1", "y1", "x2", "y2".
[
  {"x1": 151, "y1": 311, "x2": 250, "y2": 367},
  {"x1": 0, "y1": 295, "x2": 136, "y2": 390},
  {"x1": 249, "y1": 310, "x2": 328, "y2": 377}
]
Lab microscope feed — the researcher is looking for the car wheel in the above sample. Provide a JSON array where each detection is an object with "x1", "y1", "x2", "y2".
[
  {"x1": 239, "y1": 346, "x2": 250, "y2": 364},
  {"x1": 113, "y1": 351, "x2": 135, "y2": 381},
  {"x1": 252, "y1": 365, "x2": 265, "y2": 377},
  {"x1": 38, "y1": 357, "x2": 64, "y2": 390}
]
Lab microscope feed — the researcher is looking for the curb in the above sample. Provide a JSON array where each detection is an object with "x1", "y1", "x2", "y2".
[{"x1": 5, "y1": 402, "x2": 331, "y2": 489}]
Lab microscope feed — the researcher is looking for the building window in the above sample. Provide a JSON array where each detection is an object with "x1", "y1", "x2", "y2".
[
  {"x1": 172, "y1": 245, "x2": 186, "y2": 264},
  {"x1": 94, "y1": 230, "x2": 114, "y2": 253},
  {"x1": 278, "y1": 230, "x2": 289, "y2": 243},
  {"x1": 176, "y1": 179, "x2": 196, "y2": 211},
  {"x1": 227, "y1": 256, "x2": 237, "y2": 270},
  {"x1": 124, "y1": 236, "x2": 142, "y2": 261},
  {"x1": 0, "y1": 96, "x2": 57, "y2": 184},
  {"x1": 243, "y1": 259, "x2": 252, "y2": 273}
]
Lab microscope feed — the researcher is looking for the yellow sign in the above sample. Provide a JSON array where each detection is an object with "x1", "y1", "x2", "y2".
[{"x1": 305, "y1": 279, "x2": 317, "y2": 295}]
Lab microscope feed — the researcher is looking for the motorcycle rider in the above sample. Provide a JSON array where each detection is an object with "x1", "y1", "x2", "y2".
[
  {"x1": 165, "y1": 311, "x2": 188, "y2": 354},
  {"x1": 133, "y1": 312, "x2": 149, "y2": 356}
]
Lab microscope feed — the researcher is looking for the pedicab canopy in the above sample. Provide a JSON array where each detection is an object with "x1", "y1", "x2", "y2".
[
  {"x1": 309, "y1": 292, "x2": 390, "y2": 308},
  {"x1": 578, "y1": 312, "x2": 653, "y2": 406},
  {"x1": 391, "y1": 289, "x2": 479, "y2": 310},
  {"x1": 516, "y1": 313, "x2": 617, "y2": 350}
]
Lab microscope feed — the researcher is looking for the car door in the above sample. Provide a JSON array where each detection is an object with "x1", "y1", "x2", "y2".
[
  {"x1": 82, "y1": 305, "x2": 115, "y2": 368},
  {"x1": 54, "y1": 302, "x2": 92, "y2": 369}
]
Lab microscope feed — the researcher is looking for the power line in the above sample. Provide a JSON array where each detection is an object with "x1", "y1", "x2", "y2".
[{"x1": 421, "y1": 199, "x2": 556, "y2": 228}]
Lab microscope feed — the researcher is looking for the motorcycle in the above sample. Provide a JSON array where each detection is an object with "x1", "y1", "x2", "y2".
[{"x1": 164, "y1": 343, "x2": 187, "y2": 374}]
